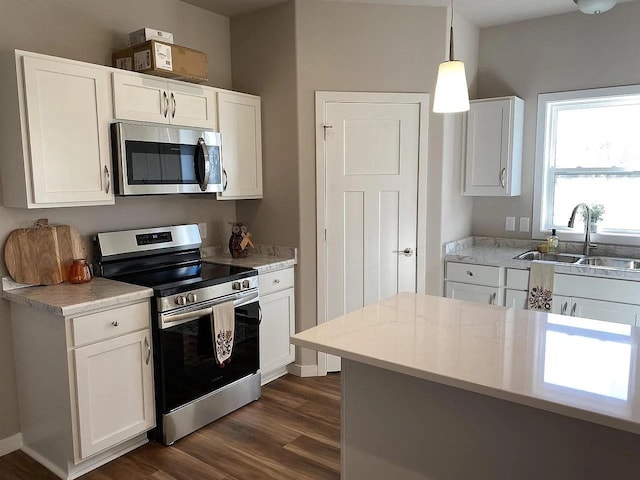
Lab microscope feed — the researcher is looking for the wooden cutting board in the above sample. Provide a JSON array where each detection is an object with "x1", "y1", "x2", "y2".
[{"x1": 4, "y1": 220, "x2": 87, "y2": 285}]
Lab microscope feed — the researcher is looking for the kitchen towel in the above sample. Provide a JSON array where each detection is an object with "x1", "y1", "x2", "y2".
[
  {"x1": 527, "y1": 261, "x2": 555, "y2": 312},
  {"x1": 211, "y1": 301, "x2": 235, "y2": 364}
]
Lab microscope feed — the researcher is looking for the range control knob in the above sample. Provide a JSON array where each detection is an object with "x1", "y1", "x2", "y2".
[
  {"x1": 187, "y1": 293, "x2": 197, "y2": 303},
  {"x1": 175, "y1": 295, "x2": 186, "y2": 306},
  {"x1": 242, "y1": 280, "x2": 250, "y2": 289},
  {"x1": 232, "y1": 281, "x2": 242, "y2": 290}
]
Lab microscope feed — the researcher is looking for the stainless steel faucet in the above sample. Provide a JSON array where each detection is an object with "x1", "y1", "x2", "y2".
[{"x1": 568, "y1": 203, "x2": 598, "y2": 256}]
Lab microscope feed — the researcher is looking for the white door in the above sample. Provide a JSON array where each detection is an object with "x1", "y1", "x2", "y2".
[
  {"x1": 23, "y1": 56, "x2": 113, "y2": 205},
  {"x1": 217, "y1": 91, "x2": 263, "y2": 199},
  {"x1": 259, "y1": 287, "x2": 296, "y2": 384},
  {"x1": 446, "y1": 282, "x2": 500, "y2": 306},
  {"x1": 73, "y1": 329, "x2": 155, "y2": 459},
  {"x1": 572, "y1": 298, "x2": 640, "y2": 326},
  {"x1": 464, "y1": 98, "x2": 511, "y2": 195},
  {"x1": 169, "y1": 83, "x2": 217, "y2": 129},
  {"x1": 318, "y1": 92, "x2": 428, "y2": 373},
  {"x1": 112, "y1": 72, "x2": 169, "y2": 124}
]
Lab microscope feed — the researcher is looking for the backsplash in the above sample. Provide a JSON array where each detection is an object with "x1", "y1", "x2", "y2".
[{"x1": 201, "y1": 243, "x2": 297, "y2": 261}]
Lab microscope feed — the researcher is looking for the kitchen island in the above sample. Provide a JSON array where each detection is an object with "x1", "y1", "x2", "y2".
[{"x1": 291, "y1": 293, "x2": 640, "y2": 480}]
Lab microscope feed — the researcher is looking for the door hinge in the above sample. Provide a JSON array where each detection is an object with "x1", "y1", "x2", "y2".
[{"x1": 323, "y1": 124, "x2": 333, "y2": 141}]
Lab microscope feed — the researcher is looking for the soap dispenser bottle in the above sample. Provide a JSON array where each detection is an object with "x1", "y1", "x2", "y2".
[{"x1": 547, "y1": 229, "x2": 559, "y2": 253}]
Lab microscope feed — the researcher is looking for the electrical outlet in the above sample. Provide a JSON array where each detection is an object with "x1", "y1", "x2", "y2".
[
  {"x1": 519, "y1": 217, "x2": 530, "y2": 232},
  {"x1": 505, "y1": 216, "x2": 516, "y2": 232},
  {"x1": 198, "y1": 223, "x2": 207, "y2": 239}
]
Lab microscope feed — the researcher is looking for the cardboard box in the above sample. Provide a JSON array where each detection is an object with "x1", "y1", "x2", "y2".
[
  {"x1": 128, "y1": 28, "x2": 174, "y2": 46},
  {"x1": 113, "y1": 40, "x2": 208, "y2": 83}
]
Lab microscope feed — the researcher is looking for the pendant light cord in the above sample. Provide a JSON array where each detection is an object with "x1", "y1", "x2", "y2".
[{"x1": 449, "y1": 0, "x2": 455, "y2": 61}]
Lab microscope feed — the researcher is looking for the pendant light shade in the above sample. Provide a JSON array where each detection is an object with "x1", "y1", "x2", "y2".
[
  {"x1": 433, "y1": 0, "x2": 469, "y2": 113},
  {"x1": 574, "y1": 0, "x2": 616, "y2": 14},
  {"x1": 433, "y1": 60, "x2": 469, "y2": 113}
]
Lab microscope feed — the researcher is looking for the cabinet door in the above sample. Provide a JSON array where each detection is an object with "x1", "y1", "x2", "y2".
[
  {"x1": 112, "y1": 72, "x2": 168, "y2": 123},
  {"x1": 169, "y1": 83, "x2": 217, "y2": 129},
  {"x1": 260, "y1": 287, "x2": 295, "y2": 384},
  {"x1": 22, "y1": 56, "x2": 113, "y2": 205},
  {"x1": 505, "y1": 289, "x2": 527, "y2": 310},
  {"x1": 463, "y1": 97, "x2": 523, "y2": 197},
  {"x1": 73, "y1": 329, "x2": 154, "y2": 459},
  {"x1": 551, "y1": 295, "x2": 572, "y2": 316},
  {"x1": 217, "y1": 91, "x2": 263, "y2": 199},
  {"x1": 571, "y1": 298, "x2": 640, "y2": 326},
  {"x1": 445, "y1": 282, "x2": 501, "y2": 306}
]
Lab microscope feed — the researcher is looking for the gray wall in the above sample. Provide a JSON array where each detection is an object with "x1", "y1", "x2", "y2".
[
  {"x1": 473, "y1": 1, "x2": 640, "y2": 239},
  {"x1": 0, "y1": 0, "x2": 234, "y2": 441},
  {"x1": 294, "y1": 0, "x2": 448, "y2": 364}
]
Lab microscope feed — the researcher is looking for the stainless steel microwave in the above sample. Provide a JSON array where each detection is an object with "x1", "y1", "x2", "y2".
[{"x1": 111, "y1": 122, "x2": 223, "y2": 195}]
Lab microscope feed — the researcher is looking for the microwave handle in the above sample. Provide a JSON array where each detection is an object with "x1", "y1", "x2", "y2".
[{"x1": 195, "y1": 137, "x2": 211, "y2": 192}]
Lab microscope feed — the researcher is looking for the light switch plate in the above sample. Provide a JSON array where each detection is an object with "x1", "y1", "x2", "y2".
[
  {"x1": 198, "y1": 223, "x2": 208, "y2": 239},
  {"x1": 505, "y1": 216, "x2": 516, "y2": 231},
  {"x1": 519, "y1": 217, "x2": 530, "y2": 232}
]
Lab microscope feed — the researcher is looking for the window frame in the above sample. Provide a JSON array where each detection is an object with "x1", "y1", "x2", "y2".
[{"x1": 533, "y1": 85, "x2": 640, "y2": 246}]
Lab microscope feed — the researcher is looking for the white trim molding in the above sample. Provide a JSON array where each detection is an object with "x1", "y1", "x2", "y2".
[
  {"x1": 0, "y1": 433, "x2": 22, "y2": 457},
  {"x1": 286, "y1": 363, "x2": 319, "y2": 378}
]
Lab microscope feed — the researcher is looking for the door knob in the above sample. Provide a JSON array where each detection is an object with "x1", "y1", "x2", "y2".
[{"x1": 393, "y1": 248, "x2": 413, "y2": 257}]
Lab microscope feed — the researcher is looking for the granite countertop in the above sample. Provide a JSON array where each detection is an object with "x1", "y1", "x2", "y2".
[
  {"x1": 444, "y1": 236, "x2": 640, "y2": 281},
  {"x1": 2, "y1": 277, "x2": 153, "y2": 317},
  {"x1": 292, "y1": 292, "x2": 640, "y2": 435},
  {"x1": 201, "y1": 243, "x2": 297, "y2": 274}
]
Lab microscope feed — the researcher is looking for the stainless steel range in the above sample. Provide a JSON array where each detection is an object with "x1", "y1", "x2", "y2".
[{"x1": 95, "y1": 224, "x2": 261, "y2": 445}]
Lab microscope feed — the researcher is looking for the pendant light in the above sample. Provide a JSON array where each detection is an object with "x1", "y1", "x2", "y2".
[
  {"x1": 574, "y1": 0, "x2": 616, "y2": 14},
  {"x1": 433, "y1": 0, "x2": 470, "y2": 113}
]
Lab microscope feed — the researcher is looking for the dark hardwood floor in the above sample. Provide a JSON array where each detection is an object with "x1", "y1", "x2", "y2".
[{"x1": 0, "y1": 374, "x2": 341, "y2": 480}]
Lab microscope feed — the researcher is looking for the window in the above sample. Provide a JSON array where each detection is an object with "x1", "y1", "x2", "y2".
[{"x1": 534, "y1": 85, "x2": 640, "y2": 244}]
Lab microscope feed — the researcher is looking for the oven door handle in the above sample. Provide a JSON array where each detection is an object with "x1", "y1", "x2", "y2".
[{"x1": 161, "y1": 306, "x2": 213, "y2": 329}]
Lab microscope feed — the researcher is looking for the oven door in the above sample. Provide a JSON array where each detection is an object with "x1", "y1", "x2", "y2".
[
  {"x1": 156, "y1": 291, "x2": 259, "y2": 413},
  {"x1": 112, "y1": 122, "x2": 222, "y2": 195}
]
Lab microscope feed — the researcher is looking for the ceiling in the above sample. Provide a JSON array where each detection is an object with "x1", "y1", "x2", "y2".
[{"x1": 180, "y1": 0, "x2": 636, "y2": 27}]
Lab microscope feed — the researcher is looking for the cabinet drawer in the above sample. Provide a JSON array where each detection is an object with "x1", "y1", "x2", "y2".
[
  {"x1": 506, "y1": 268, "x2": 529, "y2": 290},
  {"x1": 71, "y1": 301, "x2": 150, "y2": 347},
  {"x1": 259, "y1": 268, "x2": 294, "y2": 296},
  {"x1": 446, "y1": 262, "x2": 502, "y2": 287}
]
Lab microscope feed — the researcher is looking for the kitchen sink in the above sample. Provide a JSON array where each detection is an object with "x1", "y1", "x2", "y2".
[
  {"x1": 514, "y1": 251, "x2": 584, "y2": 263},
  {"x1": 577, "y1": 257, "x2": 640, "y2": 270}
]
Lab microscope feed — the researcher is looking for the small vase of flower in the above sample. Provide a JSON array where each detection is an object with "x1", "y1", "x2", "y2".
[{"x1": 581, "y1": 203, "x2": 605, "y2": 233}]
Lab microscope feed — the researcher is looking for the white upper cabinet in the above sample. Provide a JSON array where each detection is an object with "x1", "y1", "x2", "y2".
[
  {"x1": 217, "y1": 91, "x2": 263, "y2": 199},
  {"x1": 0, "y1": 52, "x2": 114, "y2": 208},
  {"x1": 112, "y1": 71, "x2": 217, "y2": 129},
  {"x1": 462, "y1": 96, "x2": 524, "y2": 197}
]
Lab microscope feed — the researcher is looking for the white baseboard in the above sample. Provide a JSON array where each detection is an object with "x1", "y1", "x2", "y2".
[
  {"x1": 0, "y1": 433, "x2": 23, "y2": 457},
  {"x1": 286, "y1": 363, "x2": 318, "y2": 377},
  {"x1": 21, "y1": 444, "x2": 66, "y2": 479}
]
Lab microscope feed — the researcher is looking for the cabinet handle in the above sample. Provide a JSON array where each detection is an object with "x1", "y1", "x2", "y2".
[
  {"x1": 258, "y1": 305, "x2": 263, "y2": 325},
  {"x1": 163, "y1": 91, "x2": 169, "y2": 118},
  {"x1": 489, "y1": 292, "x2": 497, "y2": 305},
  {"x1": 500, "y1": 168, "x2": 506, "y2": 188},
  {"x1": 570, "y1": 303, "x2": 577, "y2": 317},
  {"x1": 111, "y1": 321, "x2": 119, "y2": 327},
  {"x1": 171, "y1": 92, "x2": 176, "y2": 118},
  {"x1": 144, "y1": 336, "x2": 151, "y2": 365},
  {"x1": 273, "y1": 279, "x2": 280, "y2": 284},
  {"x1": 466, "y1": 270, "x2": 474, "y2": 277},
  {"x1": 223, "y1": 168, "x2": 228, "y2": 191},
  {"x1": 560, "y1": 302, "x2": 568, "y2": 315},
  {"x1": 104, "y1": 165, "x2": 111, "y2": 194}
]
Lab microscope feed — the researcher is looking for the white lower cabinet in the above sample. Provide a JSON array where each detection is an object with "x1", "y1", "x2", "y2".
[
  {"x1": 259, "y1": 268, "x2": 295, "y2": 384},
  {"x1": 74, "y1": 329, "x2": 155, "y2": 459},
  {"x1": 10, "y1": 298, "x2": 154, "y2": 479},
  {"x1": 505, "y1": 289, "x2": 527, "y2": 309},
  {"x1": 445, "y1": 281, "x2": 501, "y2": 306},
  {"x1": 552, "y1": 296, "x2": 640, "y2": 326}
]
